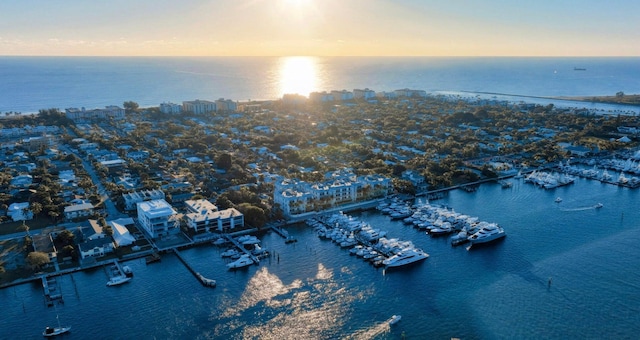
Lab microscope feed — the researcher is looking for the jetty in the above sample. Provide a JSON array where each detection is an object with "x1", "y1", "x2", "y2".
[
  {"x1": 42, "y1": 276, "x2": 63, "y2": 306},
  {"x1": 270, "y1": 225, "x2": 297, "y2": 243},
  {"x1": 172, "y1": 249, "x2": 216, "y2": 288}
]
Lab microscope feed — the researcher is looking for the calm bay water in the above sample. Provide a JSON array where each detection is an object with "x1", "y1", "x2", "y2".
[
  {"x1": 3, "y1": 176, "x2": 640, "y2": 339},
  {"x1": 1, "y1": 56, "x2": 639, "y2": 114}
]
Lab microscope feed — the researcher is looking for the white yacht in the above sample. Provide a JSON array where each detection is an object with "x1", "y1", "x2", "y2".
[
  {"x1": 106, "y1": 275, "x2": 132, "y2": 286},
  {"x1": 468, "y1": 224, "x2": 506, "y2": 245},
  {"x1": 382, "y1": 248, "x2": 429, "y2": 268},
  {"x1": 227, "y1": 254, "x2": 254, "y2": 269}
]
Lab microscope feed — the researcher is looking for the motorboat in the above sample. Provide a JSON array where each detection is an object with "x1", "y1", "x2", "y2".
[
  {"x1": 221, "y1": 248, "x2": 240, "y2": 258},
  {"x1": 213, "y1": 237, "x2": 227, "y2": 246},
  {"x1": 450, "y1": 230, "x2": 469, "y2": 246},
  {"x1": 389, "y1": 315, "x2": 402, "y2": 325},
  {"x1": 237, "y1": 235, "x2": 261, "y2": 245},
  {"x1": 382, "y1": 248, "x2": 429, "y2": 268},
  {"x1": 468, "y1": 223, "x2": 506, "y2": 245},
  {"x1": 106, "y1": 275, "x2": 131, "y2": 286},
  {"x1": 227, "y1": 254, "x2": 254, "y2": 269},
  {"x1": 122, "y1": 265, "x2": 133, "y2": 277},
  {"x1": 43, "y1": 314, "x2": 71, "y2": 337},
  {"x1": 594, "y1": 203, "x2": 603, "y2": 209},
  {"x1": 555, "y1": 197, "x2": 562, "y2": 203}
]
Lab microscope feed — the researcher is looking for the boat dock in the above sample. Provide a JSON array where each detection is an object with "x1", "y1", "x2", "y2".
[
  {"x1": 224, "y1": 235, "x2": 259, "y2": 264},
  {"x1": 42, "y1": 276, "x2": 63, "y2": 306},
  {"x1": 270, "y1": 225, "x2": 297, "y2": 243},
  {"x1": 172, "y1": 249, "x2": 216, "y2": 288}
]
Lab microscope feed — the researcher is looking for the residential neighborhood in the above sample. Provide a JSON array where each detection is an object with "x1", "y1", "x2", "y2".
[{"x1": 0, "y1": 89, "x2": 639, "y2": 287}]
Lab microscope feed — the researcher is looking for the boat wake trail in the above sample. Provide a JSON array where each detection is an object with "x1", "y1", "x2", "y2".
[{"x1": 560, "y1": 205, "x2": 599, "y2": 212}]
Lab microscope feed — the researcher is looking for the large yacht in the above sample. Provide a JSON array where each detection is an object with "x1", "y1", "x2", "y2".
[
  {"x1": 382, "y1": 248, "x2": 429, "y2": 268},
  {"x1": 226, "y1": 254, "x2": 254, "y2": 269},
  {"x1": 468, "y1": 223, "x2": 505, "y2": 245}
]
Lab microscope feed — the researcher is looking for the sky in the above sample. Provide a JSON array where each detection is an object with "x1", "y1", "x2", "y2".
[{"x1": 1, "y1": 0, "x2": 639, "y2": 57}]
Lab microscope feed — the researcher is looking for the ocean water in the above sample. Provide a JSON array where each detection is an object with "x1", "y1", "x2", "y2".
[
  {"x1": 3, "y1": 176, "x2": 640, "y2": 339},
  {"x1": 0, "y1": 56, "x2": 639, "y2": 114}
]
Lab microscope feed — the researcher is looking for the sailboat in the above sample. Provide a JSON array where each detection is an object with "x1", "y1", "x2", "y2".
[{"x1": 43, "y1": 313, "x2": 71, "y2": 337}]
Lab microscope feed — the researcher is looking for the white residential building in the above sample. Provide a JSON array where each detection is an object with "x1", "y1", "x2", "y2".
[
  {"x1": 353, "y1": 88, "x2": 376, "y2": 100},
  {"x1": 331, "y1": 90, "x2": 355, "y2": 101},
  {"x1": 65, "y1": 106, "x2": 125, "y2": 121},
  {"x1": 401, "y1": 170, "x2": 429, "y2": 193},
  {"x1": 123, "y1": 189, "x2": 166, "y2": 211},
  {"x1": 309, "y1": 91, "x2": 334, "y2": 102},
  {"x1": 109, "y1": 218, "x2": 136, "y2": 247},
  {"x1": 159, "y1": 102, "x2": 182, "y2": 114},
  {"x1": 274, "y1": 169, "x2": 391, "y2": 218},
  {"x1": 215, "y1": 98, "x2": 237, "y2": 112},
  {"x1": 78, "y1": 238, "x2": 114, "y2": 259},
  {"x1": 136, "y1": 199, "x2": 179, "y2": 238},
  {"x1": 183, "y1": 100, "x2": 216, "y2": 114},
  {"x1": 10, "y1": 174, "x2": 33, "y2": 188},
  {"x1": 64, "y1": 202, "x2": 95, "y2": 220},
  {"x1": 183, "y1": 199, "x2": 244, "y2": 233}
]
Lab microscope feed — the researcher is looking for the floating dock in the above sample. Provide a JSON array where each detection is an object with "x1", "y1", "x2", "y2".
[{"x1": 271, "y1": 225, "x2": 297, "y2": 243}]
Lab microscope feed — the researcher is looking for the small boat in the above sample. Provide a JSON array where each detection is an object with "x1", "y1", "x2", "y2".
[
  {"x1": 594, "y1": 203, "x2": 603, "y2": 209},
  {"x1": 106, "y1": 275, "x2": 131, "y2": 286},
  {"x1": 555, "y1": 197, "x2": 562, "y2": 203},
  {"x1": 285, "y1": 236, "x2": 298, "y2": 244},
  {"x1": 212, "y1": 237, "x2": 227, "y2": 246},
  {"x1": 221, "y1": 248, "x2": 240, "y2": 258},
  {"x1": 122, "y1": 265, "x2": 133, "y2": 277},
  {"x1": 43, "y1": 314, "x2": 71, "y2": 337},
  {"x1": 389, "y1": 315, "x2": 402, "y2": 325}
]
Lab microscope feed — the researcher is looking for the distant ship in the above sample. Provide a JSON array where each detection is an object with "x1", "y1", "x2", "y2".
[{"x1": 574, "y1": 67, "x2": 586, "y2": 71}]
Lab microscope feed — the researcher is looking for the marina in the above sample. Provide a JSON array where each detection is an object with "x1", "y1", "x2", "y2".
[{"x1": 2, "y1": 170, "x2": 640, "y2": 338}]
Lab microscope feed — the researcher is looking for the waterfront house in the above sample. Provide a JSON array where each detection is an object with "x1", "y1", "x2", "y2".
[
  {"x1": 136, "y1": 199, "x2": 180, "y2": 239},
  {"x1": 78, "y1": 237, "x2": 114, "y2": 259},
  {"x1": 108, "y1": 218, "x2": 136, "y2": 247}
]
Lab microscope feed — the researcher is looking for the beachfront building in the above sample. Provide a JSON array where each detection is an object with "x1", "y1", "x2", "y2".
[
  {"x1": 353, "y1": 88, "x2": 376, "y2": 100},
  {"x1": 182, "y1": 100, "x2": 216, "y2": 114},
  {"x1": 136, "y1": 199, "x2": 179, "y2": 239},
  {"x1": 309, "y1": 91, "x2": 334, "y2": 102},
  {"x1": 123, "y1": 189, "x2": 166, "y2": 211},
  {"x1": 183, "y1": 199, "x2": 245, "y2": 233},
  {"x1": 331, "y1": 90, "x2": 355, "y2": 101},
  {"x1": 401, "y1": 170, "x2": 429, "y2": 194},
  {"x1": 65, "y1": 106, "x2": 125, "y2": 122},
  {"x1": 215, "y1": 98, "x2": 237, "y2": 112},
  {"x1": 274, "y1": 169, "x2": 392, "y2": 218},
  {"x1": 159, "y1": 102, "x2": 182, "y2": 114},
  {"x1": 394, "y1": 88, "x2": 427, "y2": 97}
]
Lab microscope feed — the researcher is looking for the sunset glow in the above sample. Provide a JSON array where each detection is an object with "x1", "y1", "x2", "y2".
[
  {"x1": 278, "y1": 56, "x2": 319, "y2": 97},
  {"x1": 0, "y1": 0, "x2": 638, "y2": 56}
]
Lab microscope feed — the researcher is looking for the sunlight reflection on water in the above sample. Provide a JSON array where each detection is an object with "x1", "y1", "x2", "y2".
[
  {"x1": 278, "y1": 56, "x2": 319, "y2": 97},
  {"x1": 213, "y1": 263, "x2": 370, "y2": 339}
]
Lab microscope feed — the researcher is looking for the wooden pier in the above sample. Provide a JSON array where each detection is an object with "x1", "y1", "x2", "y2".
[
  {"x1": 42, "y1": 276, "x2": 63, "y2": 306},
  {"x1": 271, "y1": 225, "x2": 297, "y2": 243},
  {"x1": 172, "y1": 249, "x2": 216, "y2": 288}
]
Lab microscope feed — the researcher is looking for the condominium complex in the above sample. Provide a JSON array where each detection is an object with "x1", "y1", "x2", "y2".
[
  {"x1": 182, "y1": 100, "x2": 216, "y2": 114},
  {"x1": 274, "y1": 169, "x2": 391, "y2": 218},
  {"x1": 65, "y1": 106, "x2": 125, "y2": 121},
  {"x1": 183, "y1": 199, "x2": 244, "y2": 233}
]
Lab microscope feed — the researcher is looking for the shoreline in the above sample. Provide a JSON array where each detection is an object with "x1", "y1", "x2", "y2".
[{"x1": 458, "y1": 90, "x2": 640, "y2": 107}]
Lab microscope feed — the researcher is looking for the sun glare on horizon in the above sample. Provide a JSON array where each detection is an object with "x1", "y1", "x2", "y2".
[{"x1": 279, "y1": 56, "x2": 319, "y2": 97}]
